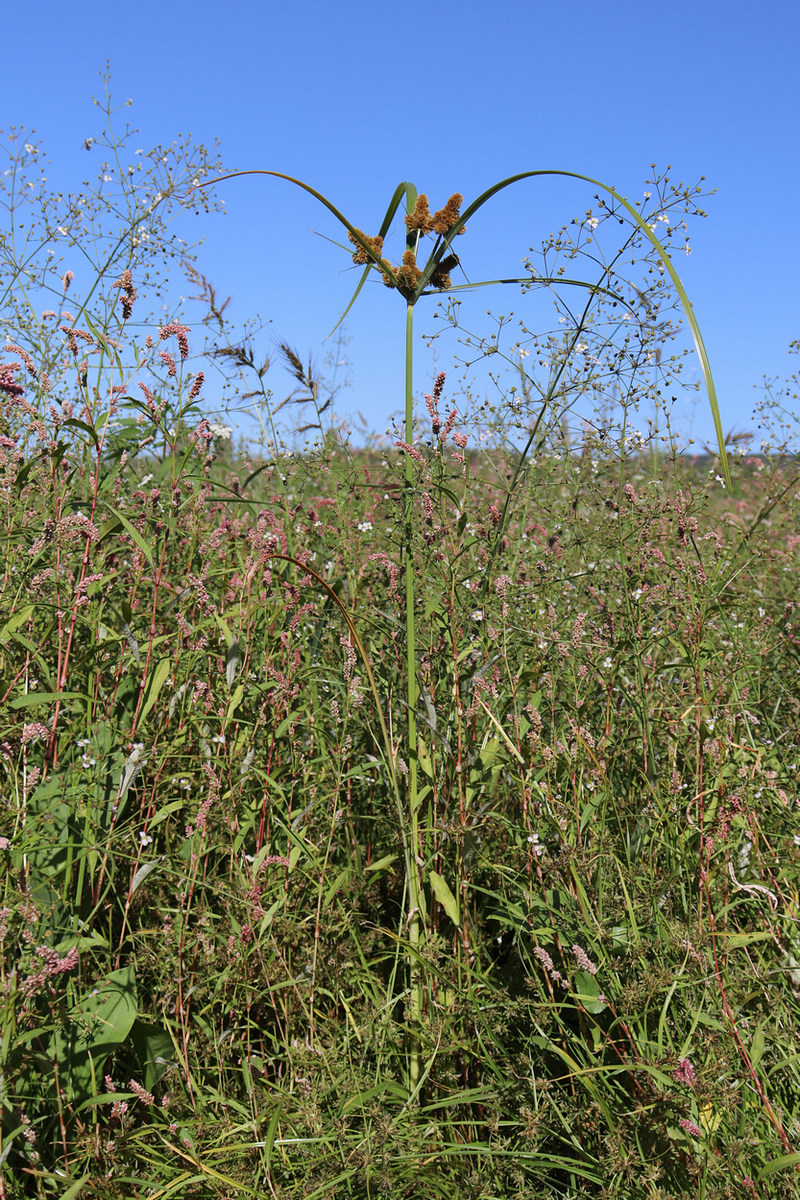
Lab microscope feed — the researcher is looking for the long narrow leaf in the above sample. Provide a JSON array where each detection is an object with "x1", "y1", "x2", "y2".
[{"x1": 414, "y1": 169, "x2": 729, "y2": 484}]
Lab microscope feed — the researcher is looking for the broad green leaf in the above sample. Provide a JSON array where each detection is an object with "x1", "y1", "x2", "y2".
[
  {"x1": 428, "y1": 869, "x2": 461, "y2": 927},
  {"x1": 51, "y1": 966, "x2": 138, "y2": 1101},
  {"x1": 573, "y1": 970, "x2": 607, "y2": 1014},
  {"x1": 129, "y1": 1018, "x2": 174, "y2": 1091}
]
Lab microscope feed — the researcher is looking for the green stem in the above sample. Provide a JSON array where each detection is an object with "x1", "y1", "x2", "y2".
[{"x1": 404, "y1": 299, "x2": 423, "y2": 1094}]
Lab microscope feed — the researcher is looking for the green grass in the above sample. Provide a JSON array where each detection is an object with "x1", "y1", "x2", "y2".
[{"x1": 4, "y1": 422, "x2": 800, "y2": 1198}]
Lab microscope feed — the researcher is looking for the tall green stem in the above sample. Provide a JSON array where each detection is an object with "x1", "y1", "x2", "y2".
[{"x1": 404, "y1": 298, "x2": 423, "y2": 1093}]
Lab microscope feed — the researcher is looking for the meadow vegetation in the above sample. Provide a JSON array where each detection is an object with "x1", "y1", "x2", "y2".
[{"x1": 3, "y1": 88, "x2": 800, "y2": 1199}]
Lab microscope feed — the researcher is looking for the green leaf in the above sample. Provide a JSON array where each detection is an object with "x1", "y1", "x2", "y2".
[
  {"x1": 366, "y1": 854, "x2": 398, "y2": 874},
  {"x1": 139, "y1": 656, "x2": 171, "y2": 725},
  {"x1": 417, "y1": 735, "x2": 434, "y2": 779},
  {"x1": 98, "y1": 503, "x2": 155, "y2": 567},
  {"x1": 225, "y1": 639, "x2": 241, "y2": 690},
  {"x1": 59, "y1": 1177, "x2": 91, "y2": 1200},
  {"x1": 572, "y1": 970, "x2": 607, "y2": 1014},
  {"x1": 51, "y1": 966, "x2": 138, "y2": 1101},
  {"x1": 130, "y1": 857, "x2": 166, "y2": 896},
  {"x1": 10, "y1": 690, "x2": 90, "y2": 710},
  {"x1": 428, "y1": 869, "x2": 461, "y2": 927},
  {"x1": 226, "y1": 681, "x2": 244, "y2": 719},
  {"x1": 0, "y1": 604, "x2": 34, "y2": 646},
  {"x1": 130, "y1": 1018, "x2": 174, "y2": 1091},
  {"x1": 60, "y1": 417, "x2": 99, "y2": 447},
  {"x1": 758, "y1": 1152, "x2": 800, "y2": 1180},
  {"x1": 441, "y1": 169, "x2": 730, "y2": 485}
]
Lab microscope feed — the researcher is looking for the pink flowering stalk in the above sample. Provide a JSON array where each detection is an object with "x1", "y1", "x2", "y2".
[
  {"x1": 673, "y1": 1058, "x2": 697, "y2": 1086},
  {"x1": 571, "y1": 944, "x2": 597, "y2": 975}
]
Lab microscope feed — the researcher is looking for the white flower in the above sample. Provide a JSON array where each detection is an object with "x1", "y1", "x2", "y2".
[
  {"x1": 586, "y1": 217, "x2": 599, "y2": 230},
  {"x1": 357, "y1": 521, "x2": 373, "y2": 532},
  {"x1": 471, "y1": 609, "x2": 484, "y2": 622},
  {"x1": 527, "y1": 832, "x2": 544, "y2": 858},
  {"x1": 208, "y1": 422, "x2": 232, "y2": 441}
]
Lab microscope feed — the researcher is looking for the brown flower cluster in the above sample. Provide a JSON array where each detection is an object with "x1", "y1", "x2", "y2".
[
  {"x1": 347, "y1": 194, "x2": 464, "y2": 293},
  {"x1": 347, "y1": 229, "x2": 384, "y2": 265},
  {"x1": 404, "y1": 193, "x2": 466, "y2": 236},
  {"x1": 395, "y1": 249, "x2": 423, "y2": 289},
  {"x1": 430, "y1": 253, "x2": 459, "y2": 290}
]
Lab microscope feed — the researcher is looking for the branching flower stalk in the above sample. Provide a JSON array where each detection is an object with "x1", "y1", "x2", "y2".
[{"x1": 192, "y1": 166, "x2": 730, "y2": 1097}]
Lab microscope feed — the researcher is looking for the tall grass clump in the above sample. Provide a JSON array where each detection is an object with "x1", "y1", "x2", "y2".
[{"x1": 3, "y1": 92, "x2": 800, "y2": 1199}]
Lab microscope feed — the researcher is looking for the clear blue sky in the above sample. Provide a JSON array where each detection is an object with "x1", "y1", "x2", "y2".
[{"x1": 3, "y1": 0, "x2": 799, "y2": 451}]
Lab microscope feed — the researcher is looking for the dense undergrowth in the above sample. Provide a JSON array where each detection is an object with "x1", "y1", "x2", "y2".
[
  {"x1": 4, "y1": 414, "x2": 800, "y2": 1199},
  {"x1": 4, "y1": 86, "x2": 800, "y2": 1200}
]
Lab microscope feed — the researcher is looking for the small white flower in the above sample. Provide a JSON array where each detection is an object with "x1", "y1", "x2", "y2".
[
  {"x1": 527, "y1": 832, "x2": 544, "y2": 858},
  {"x1": 357, "y1": 521, "x2": 373, "y2": 532},
  {"x1": 471, "y1": 609, "x2": 484, "y2": 622}
]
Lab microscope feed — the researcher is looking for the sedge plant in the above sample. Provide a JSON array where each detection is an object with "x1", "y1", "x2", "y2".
[{"x1": 193, "y1": 166, "x2": 732, "y2": 1099}]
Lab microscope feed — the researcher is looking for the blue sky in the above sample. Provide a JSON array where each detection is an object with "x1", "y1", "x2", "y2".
[{"x1": 3, "y1": 0, "x2": 799, "y2": 451}]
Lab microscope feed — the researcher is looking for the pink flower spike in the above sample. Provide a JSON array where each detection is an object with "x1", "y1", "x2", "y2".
[{"x1": 674, "y1": 1058, "x2": 697, "y2": 1086}]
